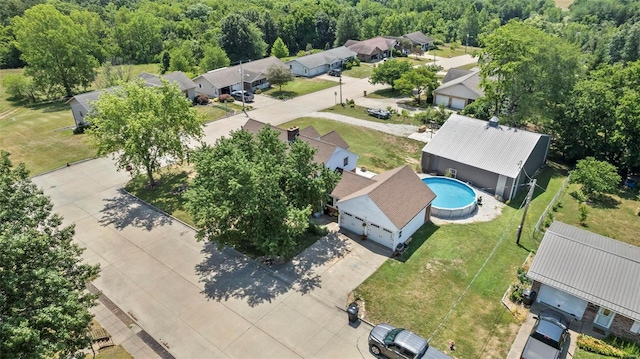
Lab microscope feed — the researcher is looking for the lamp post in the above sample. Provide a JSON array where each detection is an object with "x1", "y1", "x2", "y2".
[{"x1": 465, "y1": 34, "x2": 469, "y2": 54}]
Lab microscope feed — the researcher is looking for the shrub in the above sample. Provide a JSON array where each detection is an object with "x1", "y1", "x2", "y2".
[
  {"x1": 254, "y1": 89, "x2": 262, "y2": 94},
  {"x1": 577, "y1": 335, "x2": 624, "y2": 357},
  {"x1": 213, "y1": 97, "x2": 219, "y2": 102},
  {"x1": 296, "y1": 50, "x2": 307, "y2": 57},
  {"x1": 517, "y1": 267, "x2": 531, "y2": 285},
  {"x1": 193, "y1": 94, "x2": 209, "y2": 105},
  {"x1": 348, "y1": 99, "x2": 355, "y2": 107},
  {"x1": 218, "y1": 94, "x2": 233, "y2": 102},
  {"x1": 579, "y1": 203, "x2": 589, "y2": 223},
  {"x1": 401, "y1": 109, "x2": 409, "y2": 117},
  {"x1": 571, "y1": 190, "x2": 587, "y2": 203},
  {"x1": 510, "y1": 283, "x2": 524, "y2": 302}
]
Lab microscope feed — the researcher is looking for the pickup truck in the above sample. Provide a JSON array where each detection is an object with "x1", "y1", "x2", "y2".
[
  {"x1": 521, "y1": 309, "x2": 570, "y2": 359},
  {"x1": 366, "y1": 108, "x2": 391, "y2": 119}
]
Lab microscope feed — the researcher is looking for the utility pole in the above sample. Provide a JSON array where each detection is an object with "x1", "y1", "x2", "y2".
[
  {"x1": 516, "y1": 179, "x2": 536, "y2": 245},
  {"x1": 465, "y1": 34, "x2": 469, "y2": 54},
  {"x1": 238, "y1": 60, "x2": 245, "y2": 113},
  {"x1": 339, "y1": 76, "x2": 343, "y2": 105}
]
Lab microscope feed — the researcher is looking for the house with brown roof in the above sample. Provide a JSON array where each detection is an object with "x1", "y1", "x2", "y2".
[
  {"x1": 528, "y1": 222, "x2": 640, "y2": 341},
  {"x1": 192, "y1": 57, "x2": 287, "y2": 98},
  {"x1": 344, "y1": 37, "x2": 397, "y2": 62},
  {"x1": 242, "y1": 119, "x2": 359, "y2": 172},
  {"x1": 330, "y1": 166, "x2": 436, "y2": 249}
]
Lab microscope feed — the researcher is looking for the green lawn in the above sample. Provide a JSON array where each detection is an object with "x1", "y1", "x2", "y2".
[
  {"x1": 366, "y1": 88, "x2": 403, "y2": 99},
  {"x1": 342, "y1": 64, "x2": 374, "y2": 79},
  {"x1": 322, "y1": 104, "x2": 420, "y2": 126},
  {"x1": 263, "y1": 77, "x2": 337, "y2": 99},
  {"x1": 551, "y1": 183, "x2": 640, "y2": 246},
  {"x1": 456, "y1": 62, "x2": 479, "y2": 71},
  {"x1": 430, "y1": 44, "x2": 481, "y2": 58},
  {"x1": 396, "y1": 56, "x2": 434, "y2": 67},
  {"x1": 86, "y1": 345, "x2": 133, "y2": 359},
  {"x1": 573, "y1": 349, "x2": 616, "y2": 359},
  {"x1": 282, "y1": 117, "x2": 423, "y2": 173},
  {"x1": 355, "y1": 163, "x2": 569, "y2": 359}
]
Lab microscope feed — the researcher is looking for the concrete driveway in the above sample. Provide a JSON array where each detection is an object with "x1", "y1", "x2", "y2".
[{"x1": 32, "y1": 158, "x2": 389, "y2": 358}]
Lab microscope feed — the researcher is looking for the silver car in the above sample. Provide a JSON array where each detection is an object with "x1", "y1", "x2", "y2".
[
  {"x1": 230, "y1": 90, "x2": 254, "y2": 102},
  {"x1": 368, "y1": 324, "x2": 450, "y2": 359}
]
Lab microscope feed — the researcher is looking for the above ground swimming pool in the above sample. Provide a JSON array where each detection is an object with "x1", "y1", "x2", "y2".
[{"x1": 422, "y1": 176, "x2": 477, "y2": 219}]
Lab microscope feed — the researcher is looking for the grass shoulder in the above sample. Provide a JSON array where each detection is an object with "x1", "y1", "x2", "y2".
[
  {"x1": 354, "y1": 163, "x2": 568, "y2": 358},
  {"x1": 263, "y1": 77, "x2": 337, "y2": 99},
  {"x1": 342, "y1": 64, "x2": 374, "y2": 79},
  {"x1": 322, "y1": 104, "x2": 420, "y2": 126}
]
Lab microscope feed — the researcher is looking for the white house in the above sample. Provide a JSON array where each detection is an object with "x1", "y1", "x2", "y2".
[
  {"x1": 67, "y1": 71, "x2": 196, "y2": 128},
  {"x1": 193, "y1": 57, "x2": 288, "y2": 98},
  {"x1": 332, "y1": 166, "x2": 436, "y2": 249},
  {"x1": 242, "y1": 119, "x2": 359, "y2": 172},
  {"x1": 286, "y1": 47, "x2": 356, "y2": 77},
  {"x1": 433, "y1": 68, "x2": 482, "y2": 110}
]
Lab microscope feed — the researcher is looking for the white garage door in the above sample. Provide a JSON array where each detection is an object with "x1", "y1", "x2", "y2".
[
  {"x1": 537, "y1": 284, "x2": 588, "y2": 319},
  {"x1": 366, "y1": 223, "x2": 394, "y2": 249},
  {"x1": 340, "y1": 212, "x2": 365, "y2": 235},
  {"x1": 450, "y1": 98, "x2": 466, "y2": 110},
  {"x1": 434, "y1": 94, "x2": 449, "y2": 107}
]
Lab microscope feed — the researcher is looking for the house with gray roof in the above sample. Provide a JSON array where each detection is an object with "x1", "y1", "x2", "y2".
[
  {"x1": 286, "y1": 47, "x2": 356, "y2": 77},
  {"x1": 67, "y1": 71, "x2": 195, "y2": 128},
  {"x1": 528, "y1": 221, "x2": 640, "y2": 341},
  {"x1": 241, "y1": 119, "x2": 358, "y2": 172},
  {"x1": 402, "y1": 31, "x2": 434, "y2": 51},
  {"x1": 420, "y1": 114, "x2": 550, "y2": 201},
  {"x1": 331, "y1": 166, "x2": 436, "y2": 249},
  {"x1": 433, "y1": 68, "x2": 482, "y2": 110},
  {"x1": 192, "y1": 57, "x2": 287, "y2": 98},
  {"x1": 345, "y1": 37, "x2": 397, "y2": 62}
]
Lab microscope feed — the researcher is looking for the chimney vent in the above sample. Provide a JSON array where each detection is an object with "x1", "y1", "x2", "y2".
[
  {"x1": 287, "y1": 126, "x2": 300, "y2": 142},
  {"x1": 489, "y1": 116, "x2": 499, "y2": 127}
]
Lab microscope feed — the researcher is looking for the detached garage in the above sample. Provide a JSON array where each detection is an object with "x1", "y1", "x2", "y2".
[
  {"x1": 528, "y1": 222, "x2": 640, "y2": 341},
  {"x1": 432, "y1": 69, "x2": 482, "y2": 110},
  {"x1": 330, "y1": 166, "x2": 436, "y2": 250}
]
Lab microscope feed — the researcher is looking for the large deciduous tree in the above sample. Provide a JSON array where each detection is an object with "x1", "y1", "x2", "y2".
[
  {"x1": 0, "y1": 151, "x2": 100, "y2": 359},
  {"x1": 394, "y1": 66, "x2": 439, "y2": 104},
  {"x1": 185, "y1": 127, "x2": 340, "y2": 257},
  {"x1": 334, "y1": 7, "x2": 361, "y2": 46},
  {"x1": 199, "y1": 45, "x2": 230, "y2": 72},
  {"x1": 220, "y1": 13, "x2": 267, "y2": 62},
  {"x1": 479, "y1": 21, "x2": 582, "y2": 127},
  {"x1": 12, "y1": 4, "x2": 99, "y2": 98},
  {"x1": 85, "y1": 79, "x2": 203, "y2": 186},
  {"x1": 113, "y1": 9, "x2": 163, "y2": 64},
  {"x1": 571, "y1": 157, "x2": 621, "y2": 198},
  {"x1": 369, "y1": 59, "x2": 413, "y2": 90}
]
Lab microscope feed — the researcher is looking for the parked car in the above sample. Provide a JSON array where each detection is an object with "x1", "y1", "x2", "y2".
[
  {"x1": 230, "y1": 90, "x2": 254, "y2": 102},
  {"x1": 366, "y1": 108, "x2": 391, "y2": 119},
  {"x1": 368, "y1": 324, "x2": 450, "y2": 359},
  {"x1": 521, "y1": 309, "x2": 570, "y2": 359},
  {"x1": 328, "y1": 69, "x2": 342, "y2": 77}
]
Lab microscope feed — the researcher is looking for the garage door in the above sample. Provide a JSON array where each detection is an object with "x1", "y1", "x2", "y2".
[
  {"x1": 340, "y1": 212, "x2": 365, "y2": 235},
  {"x1": 450, "y1": 98, "x2": 466, "y2": 110},
  {"x1": 537, "y1": 284, "x2": 588, "y2": 319},
  {"x1": 434, "y1": 95, "x2": 449, "y2": 107},
  {"x1": 366, "y1": 223, "x2": 394, "y2": 249}
]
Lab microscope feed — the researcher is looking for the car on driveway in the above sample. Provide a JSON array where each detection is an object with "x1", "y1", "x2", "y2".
[
  {"x1": 368, "y1": 323, "x2": 450, "y2": 359},
  {"x1": 366, "y1": 108, "x2": 391, "y2": 119},
  {"x1": 231, "y1": 90, "x2": 254, "y2": 102},
  {"x1": 521, "y1": 309, "x2": 570, "y2": 359},
  {"x1": 328, "y1": 69, "x2": 342, "y2": 77}
]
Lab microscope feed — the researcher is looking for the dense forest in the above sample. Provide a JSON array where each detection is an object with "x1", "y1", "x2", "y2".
[{"x1": 1, "y1": 0, "x2": 640, "y2": 174}]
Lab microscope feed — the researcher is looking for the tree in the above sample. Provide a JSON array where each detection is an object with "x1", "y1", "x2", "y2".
[
  {"x1": 12, "y1": 5, "x2": 99, "y2": 98},
  {"x1": 220, "y1": 13, "x2": 267, "y2": 62},
  {"x1": 85, "y1": 79, "x2": 204, "y2": 186},
  {"x1": 0, "y1": 151, "x2": 100, "y2": 359},
  {"x1": 571, "y1": 157, "x2": 621, "y2": 198},
  {"x1": 394, "y1": 66, "x2": 439, "y2": 104},
  {"x1": 266, "y1": 64, "x2": 294, "y2": 92},
  {"x1": 185, "y1": 127, "x2": 340, "y2": 257},
  {"x1": 271, "y1": 37, "x2": 289, "y2": 58},
  {"x1": 379, "y1": 13, "x2": 406, "y2": 37},
  {"x1": 113, "y1": 9, "x2": 163, "y2": 64},
  {"x1": 369, "y1": 59, "x2": 413, "y2": 90},
  {"x1": 199, "y1": 45, "x2": 230, "y2": 72},
  {"x1": 314, "y1": 11, "x2": 335, "y2": 50},
  {"x1": 479, "y1": 21, "x2": 582, "y2": 127},
  {"x1": 335, "y1": 7, "x2": 361, "y2": 46},
  {"x1": 2, "y1": 73, "x2": 36, "y2": 102}
]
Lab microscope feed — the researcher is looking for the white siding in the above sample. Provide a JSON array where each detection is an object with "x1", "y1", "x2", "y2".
[
  {"x1": 337, "y1": 195, "x2": 398, "y2": 248},
  {"x1": 288, "y1": 61, "x2": 309, "y2": 77},
  {"x1": 326, "y1": 148, "x2": 358, "y2": 172},
  {"x1": 193, "y1": 77, "x2": 219, "y2": 97},
  {"x1": 435, "y1": 84, "x2": 480, "y2": 100},
  {"x1": 398, "y1": 207, "x2": 427, "y2": 246}
]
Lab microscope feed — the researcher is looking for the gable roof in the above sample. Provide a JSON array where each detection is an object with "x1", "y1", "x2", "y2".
[
  {"x1": 286, "y1": 46, "x2": 356, "y2": 69},
  {"x1": 435, "y1": 69, "x2": 483, "y2": 97},
  {"x1": 331, "y1": 171, "x2": 376, "y2": 199},
  {"x1": 528, "y1": 222, "x2": 640, "y2": 322},
  {"x1": 338, "y1": 165, "x2": 436, "y2": 229},
  {"x1": 320, "y1": 130, "x2": 349, "y2": 150},
  {"x1": 421, "y1": 114, "x2": 548, "y2": 178},
  {"x1": 195, "y1": 57, "x2": 287, "y2": 89},
  {"x1": 241, "y1": 119, "x2": 351, "y2": 164},
  {"x1": 299, "y1": 126, "x2": 321, "y2": 139},
  {"x1": 403, "y1": 31, "x2": 433, "y2": 45},
  {"x1": 139, "y1": 71, "x2": 196, "y2": 91},
  {"x1": 345, "y1": 37, "x2": 397, "y2": 55}
]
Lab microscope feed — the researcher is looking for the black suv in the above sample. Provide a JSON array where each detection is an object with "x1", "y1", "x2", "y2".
[
  {"x1": 521, "y1": 309, "x2": 570, "y2": 359},
  {"x1": 328, "y1": 69, "x2": 342, "y2": 77},
  {"x1": 368, "y1": 324, "x2": 450, "y2": 359}
]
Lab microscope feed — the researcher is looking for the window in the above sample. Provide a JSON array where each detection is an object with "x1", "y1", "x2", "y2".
[
  {"x1": 304, "y1": 68, "x2": 307, "y2": 74},
  {"x1": 343, "y1": 157, "x2": 349, "y2": 166},
  {"x1": 631, "y1": 321, "x2": 640, "y2": 334},
  {"x1": 198, "y1": 83, "x2": 202, "y2": 88},
  {"x1": 399, "y1": 230, "x2": 402, "y2": 238}
]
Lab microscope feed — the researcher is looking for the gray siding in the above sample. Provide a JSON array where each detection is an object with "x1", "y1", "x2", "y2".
[{"x1": 424, "y1": 155, "x2": 501, "y2": 196}]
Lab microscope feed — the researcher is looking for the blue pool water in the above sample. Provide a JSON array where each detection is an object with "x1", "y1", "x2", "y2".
[{"x1": 422, "y1": 177, "x2": 476, "y2": 209}]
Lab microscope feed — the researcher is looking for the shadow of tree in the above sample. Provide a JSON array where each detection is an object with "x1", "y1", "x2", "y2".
[
  {"x1": 195, "y1": 231, "x2": 351, "y2": 306},
  {"x1": 99, "y1": 189, "x2": 173, "y2": 231},
  {"x1": 588, "y1": 194, "x2": 621, "y2": 209}
]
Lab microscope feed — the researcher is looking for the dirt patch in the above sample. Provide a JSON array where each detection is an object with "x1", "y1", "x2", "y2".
[{"x1": 0, "y1": 108, "x2": 21, "y2": 121}]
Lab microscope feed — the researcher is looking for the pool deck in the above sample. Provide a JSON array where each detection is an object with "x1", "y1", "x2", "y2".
[{"x1": 418, "y1": 174, "x2": 505, "y2": 225}]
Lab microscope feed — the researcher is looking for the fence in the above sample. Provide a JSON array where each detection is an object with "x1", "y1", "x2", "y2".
[{"x1": 532, "y1": 173, "x2": 571, "y2": 240}]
